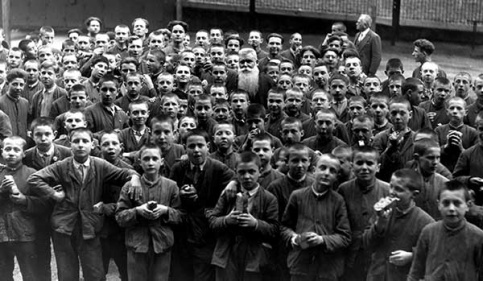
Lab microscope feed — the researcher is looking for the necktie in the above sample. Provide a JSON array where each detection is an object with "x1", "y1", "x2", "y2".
[
  {"x1": 193, "y1": 165, "x2": 201, "y2": 185},
  {"x1": 78, "y1": 164, "x2": 85, "y2": 183}
]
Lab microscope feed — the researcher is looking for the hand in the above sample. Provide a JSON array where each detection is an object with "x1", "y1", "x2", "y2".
[
  {"x1": 427, "y1": 112, "x2": 436, "y2": 122},
  {"x1": 237, "y1": 213, "x2": 258, "y2": 228},
  {"x1": 180, "y1": 185, "x2": 198, "y2": 201},
  {"x1": 102, "y1": 203, "x2": 117, "y2": 216},
  {"x1": 389, "y1": 131, "x2": 402, "y2": 147},
  {"x1": 389, "y1": 250, "x2": 413, "y2": 266},
  {"x1": 93, "y1": 201, "x2": 104, "y2": 215},
  {"x1": 128, "y1": 175, "x2": 142, "y2": 201},
  {"x1": 305, "y1": 232, "x2": 324, "y2": 247},
  {"x1": 375, "y1": 208, "x2": 392, "y2": 233},
  {"x1": 225, "y1": 210, "x2": 241, "y2": 226},
  {"x1": 151, "y1": 204, "x2": 168, "y2": 219},
  {"x1": 52, "y1": 184, "x2": 65, "y2": 202},
  {"x1": 143, "y1": 74, "x2": 154, "y2": 89},
  {"x1": 136, "y1": 203, "x2": 155, "y2": 219},
  {"x1": 470, "y1": 177, "x2": 483, "y2": 187},
  {"x1": 10, "y1": 192, "x2": 27, "y2": 206},
  {"x1": 446, "y1": 131, "x2": 463, "y2": 151},
  {"x1": 222, "y1": 180, "x2": 238, "y2": 200}
]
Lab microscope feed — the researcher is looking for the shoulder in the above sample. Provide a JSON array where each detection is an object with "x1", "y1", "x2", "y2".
[
  {"x1": 160, "y1": 176, "x2": 178, "y2": 187},
  {"x1": 338, "y1": 179, "x2": 356, "y2": 193}
]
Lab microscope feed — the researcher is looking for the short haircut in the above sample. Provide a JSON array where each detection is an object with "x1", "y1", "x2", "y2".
[
  {"x1": 146, "y1": 49, "x2": 166, "y2": 63},
  {"x1": 438, "y1": 180, "x2": 470, "y2": 201},
  {"x1": 39, "y1": 26, "x2": 54, "y2": 35},
  {"x1": 369, "y1": 92, "x2": 390, "y2": 104},
  {"x1": 30, "y1": 117, "x2": 55, "y2": 132},
  {"x1": 121, "y1": 57, "x2": 140, "y2": 69},
  {"x1": 414, "y1": 138, "x2": 440, "y2": 156},
  {"x1": 316, "y1": 108, "x2": 336, "y2": 120},
  {"x1": 413, "y1": 39, "x2": 435, "y2": 56},
  {"x1": 160, "y1": 93, "x2": 180, "y2": 105},
  {"x1": 238, "y1": 151, "x2": 261, "y2": 168},
  {"x1": 402, "y1": 77, "x2": 424, "y2": 95},
  {"x1": 433, "y1": 76, "x2": 451, "y2": 87},
  {"x1": 281, "y1": 116, "x2": 302, "y2": 130},
  {"x1": 69, "y1": 127, "x2": 93, "y2": 141},
  {"x1": 389, "y1": 96, "x2": 411, "y2": 111},
  {"x1": 91, "y1": 55, "x2": 109, "y2": 67},
  {"x1": 385, "y1": 58, "x2": 404, "y2": 71},
  {"x1": 167, "y1": 20, "x2": 189, "y2": 32},
  {"x1": 329, "y1": 73, "x2": 349, "y2": 85},
  {"x1": 69, "y1": 83, "x2": 87, "y2": 96},
  {"x1": 388, "y1": 73, "x2": 406, "y2": 83},
  {"x1": 352, "y1": 145, "x2": 379, "y2": 161},
  {"x1": 312, "y1": 88, "x2": 333, "y2": 102},
  {"x1": 246, "y1": 103, "x2": 266, "y2": 119},
  {"x1": 392, "y1": 168, "x2": 423, "y2": 192},
  {"x1": 18, "y1": 39, "x2": 33, "y2": 52},
  {"x1": 213, "y1": 121, "x2": 234, "y2": 133},
  {"x1": 194, "y1": 94, "x2": 214, "y2": 106},
  {"x1": 3, "y1": 136, "x2": 27, "y2": 150},
  {"x1": 447, "y1": 96, "x2": 466, "y2": 107},
  {"x1": 253, "y1": 132, "x2": 273, "y2": 147},
  {"x1": 454, "y1": 71, "x2": 472, "y2": 81},
  {"x1": 6, "y1": 68, "x2": 27, "y2": 83},
  {"x1": 150, "y1": 114, "x2": 175, "y2": 131},
  {"x1": 348, "y1": 95, "x2": 367, "y2": 107},
  {"x1": 132, "y1": 18, "x2": 150, "y2": 29},
  {"x1": 332, "y1": 145, "x2": 352, "y2": 159},
  {"x1": 415, "y1": 128, "x2": 438, "y2": 142},
  {"x1": 128, "y1": 99, "x2": 149, "y2": 112},
  {"x1": 40, "y1": 60, "x2": 58, "y2": 71},
  {"x1": 266, "y1": 33, "x2": 284, "y2": 44},
  {"x1": 185, "y1": 128, "x2": 210, "y2": 144},
  {"x1": 99, "y1": 130, "x2": 121, "y2": 144},
  {"x1": 353, "y1": 114, "x2": 374, "y2": 127},
  {"x1": 139, "y1": 143, "x2": 163, "y2": 159},
  {"x1": 99, "y1": 73, "x2": 120, "y2": 87},
  {"x1": 230, "y1": 89, "x2": 250, "y2": 102},
  {"x1": 287, "y1": 143, "x2": 310, "y2": 159}
]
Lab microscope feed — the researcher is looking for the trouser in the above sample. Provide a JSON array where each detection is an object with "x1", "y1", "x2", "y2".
[
  {"x1": 214, "y1": 238, "x2": 262, "y2": 281},
  {"x1": 101, "y1": 235, "x2": 128, "y2": 281},
  {"x1": 170, "y1": 241, "x2": 215, "y2": 281},
  {"x1": 127, "y1": 248, "x2": 171, "y2": 281},
  {"x1": 0, "y1": 241, "x2": 37, "y2": 281},
  {"x1": 52, "y1": 226, "x2": 104, "y2": 281},
  {"x1": 35, "y1": 218, "x2": 52, "y2": 281}
]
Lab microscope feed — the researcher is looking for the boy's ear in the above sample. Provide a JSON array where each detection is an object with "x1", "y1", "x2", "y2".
[
  {"x1": 412, "y1": 190, "x2": 420, "y2": 197},
  {"x1": 53, "y1": 130, "x2": 58, "y2": 138},
  {"x1": 413, "y1": 152, "x2": 420, "y2": 161},
  {"x1": 206, "y1": 142, "x2": 210, "y2": 151}
]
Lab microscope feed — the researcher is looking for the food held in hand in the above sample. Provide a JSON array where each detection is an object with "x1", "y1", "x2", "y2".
[{"x1": 374, "y1": 196, "x2": 399, "y2": 212}]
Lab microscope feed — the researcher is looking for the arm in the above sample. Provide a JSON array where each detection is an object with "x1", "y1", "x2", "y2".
[
  {"x1": 281, "y1": 193, "x2": 299, "y2": 247},
  {"x1": 27, "y1": 163, "x2": 62, "y2": 200},
  {"x1": 115, "y1": 183, "x2": 140, "y2": 228},
  {"x1": 368, "y1": 33, "x2": 382, "y2": 76},
  {"x1": 407, "y1": 227, "x2": 429, "y2": 281},
  {"x1": 251, "y1": 193, "x2": 279, "y2": 240},
  {"x1": 453, "y1": 151, "x2": 473, "y2": 187},
  {"x1": 321, "y1": 197, "x2": 352, "y2": 253}
]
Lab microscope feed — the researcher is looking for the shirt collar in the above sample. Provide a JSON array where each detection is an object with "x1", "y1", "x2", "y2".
[
  {"x1": 311, "y1": 185, "x2": 329, "y2": 198},
  {"x1": 359, "y1": 28, "x2": 370, "y2": 40},
  {"x1": 242, "y1": 184, "x2": 260, "y2": 197},
  {"x1": 28, "y1": 80, "x2": 39, "y2": 89},
  {"x1": 37, "y1": 145, "x2": 55, "y2": 157},
  {"x1": 287, "y1": 173, "x2": 306, "y2": 183},
  {"x1": 73, "y1": 157, "x2": 91, "y2": 169},
  {"x1": 190, "y1": 161, "x2": 206, "y2": 171}
]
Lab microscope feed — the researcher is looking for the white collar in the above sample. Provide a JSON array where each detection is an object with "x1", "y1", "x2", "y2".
[
  {"x1": 73, "y1": 157, "x2": 91, "y2": 169},
  {"x1": 190, "y1": 161, "x2": 206, "y2": 171},
  {"x1": 37, "y1": 145, "x2": 55, "y2": 157},
  {"x1": 242, "y1": 184, "x2": 260, "y2": 197},
  {"x1": 359, "y1": 28, "x2": 370, "y2": 40}
]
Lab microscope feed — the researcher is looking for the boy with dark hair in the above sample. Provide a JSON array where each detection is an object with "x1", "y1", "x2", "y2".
[
  {"x1": 0, "y1": 68, "x2": 28, "y2": 139},
  {"x1": 28, "y1": 127, "x2": 141, "y2": 281},
  {"x1": 209, "y1": 151, "x2": 279, "y2": 280},
  {"x1": 339, "y1": 146, "x2": 390, "y2": 280},
  {"x1": 464, "y1": 74, "x2": 483, "y2": 127},
  {"x1": 81, "y1": 55, "x2": 109, "y2": 103},
  {"x1": 252, "y1": 133, "x2": 284, "y2": 188},
  {"x1": 381, "y1": 58, "x2": 404, "y2": 95},
  {"x1": 364, "y1": 168, "x2": 434, "y2": 281},
  {"x1": 281, "y1": 154, "x2": 351, "y2": 281},
  {"x1": 193, "y1": 94, "x2": 218, "y2": 140},
  {"x1": 210, "y1": 122, "x2": 238, "y2": 171},
  {"x1": 118, "y1": 99, "x2": 151, "y2": 153},
  {"x1": 116, "y1": 144, "x2": 181, "y2": 280},
  {"x1": 419, "y1": 76, "x2": 451, "y2": 128},
  {"x1": 329, "y1": 73, "x2": 351, "y2": 123},
  {"x1": 169, "y1": 129, "x2": 235, "y2": 281},
  {"x1": 408, "y1": 180, "x2": 483, "y2": 280},
  {"x1": 230, "y1": 90, "x2": 250, "y2": 135},
  {"x1": 302, "y1": 109, "x2": 347, "y2": 154},
  {"x1": 266, "y1": 88, "x2": 287, "y2": 140},
  {"x1": 368, "y1": 93, "x2": 393, "y2": 135},
  {"x1": 401, "y1": 77, "x2": 432, "y2": 131}
]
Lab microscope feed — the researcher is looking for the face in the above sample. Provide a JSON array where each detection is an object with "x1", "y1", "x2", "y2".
[
  {"x1": 7, "y1": 77, "x2": 25, "y2": 99},
  {"x1": 334, "y1": 151, "x2": 352, "y2": 178},
  {"x1": 231, "y1": 94, "x2": 249, "y2": 116},
  {"x1": 115, "y1": 26, "x2": 130, "y2": 43},
  {"x1": 433, "y1": 82, "x2": 451, "y2": 104},
  {"x1": 313, "y1": 66, "x2": 329, "y2": 87},
  {"x1": 178, "y1": 117, "x2": 196, "y2": 137},
  {"x1": 62, "y1": 55, "x2": 78, "y2": 70},
  {"x1": 237, "y1": 161, "x2": 260, "y2": 190},
  {"x1": 71, "y1": 131, "x2": 93, "y2": 161},
  {"x1": 226, "y1": 39, "x2": 241, "y2": 53},
  {"x1": 345, "y1": 57, "x2": 362, "y2": 78},
  {"x1": 363, "y1": 78, "x2": 381, "y2": 94},
  {"x1": 38, "y1": 49, "x2": 54, "y2": 63},
  {"x1": 40, "y1": 67, "x2": 56, "y2": 88},
  {"x1": 195, "y1": 31, "x2": 209, "y2": 47},
  {"x1": 412, "y1": 46, "x2": 426, "y2": 63},
  {"x1": 280, "y1": 62, "x2": 294, "y2": 75},
  {"x1": 213, "y1": 124, "x2": 235, "y2": 149},
  {"x1": 2, "y1": 139, "x2": 24, "y2": 166},
  {"x1": 314, "y1": 156, "x2": 340, "y2": 192},
  {"x1": 213, "y1": 105, "x2": 230, "y2": 121},
  {"x1": 293, "y1": 77, "x2": 310, "y2": 94},
  {"x1": 172, "y1": 25, "x2": 185, "y2": 43},
  {"x1": 194, "y1": 100, "x2": 213, "y2": 121},
  {"x1": 77, "y1": 37, "x2": 90, "y2": 51},
  {"x1": 477, "y1": 119, "x2": 483, "y2": 145},
  {"x1": 421, "y1": 63, "x2": 438, "y2": 83},
  {"x1": 41, "y1": 31, "x2": 55, "y2": 45},
  {"x1": 63, "y1": 72, "x2": 80, "y2": 91},
  {"x1": 7, "y1": 50, "x2": 22, "y2": 68},
  {"x1": 149, "y1": 34, "x2": 164, "y2": 49},
  {"x1": 126, "y1": 75, "x2": 142, "y2": 97},
  {"x1": 64, "y1": 112, "x2": 86, "y2": 131},
  {"x1": 210, "y1": 29, "x2": 223, "y2": 44},
  {"x1": 121, "y1": 63, "x2": 137, "y2": 80},
  {"x1": 454, "y1": 75, "x2": 471, "y2": 97},
  {"x1": 130, "y1": 103, "x2": 149, "y2": 127},
  {"x1": 267, "y1": 92, "x2": 285, "y2": 115},
  {"x1": 91, "y1": 62, "x2": 108, "y2": 79},
  {"x1": 212, "y1": 65, "x2": 227, "y2": 84},
  {"x1": 322, "y1": 50, "x2": 338, "y2": 67},
  {"x1": 418, "y1": 147, "x2": 441, "y2": 175},
  {"x1": 315, "y1": 112, "x2": 335, "y2": 137},
  {"x1": 386, "y1": 67, "x2": 403, "y2": 77},
  {"x1": 389, "y1": 176, "x2": 415, "y2": 209},
  {"x1": 447, "y1": 99, "x2": 466, "y2": 122},
  {"x1": 100, "y1": 81, "x2": 117, "y2": 106},
  {"x1": 248, "y1": 31, "x2": 262, "y2": 48},
  {"x1": 330, "y1": 79, "x2": 348, "y2": 101},
  {"x1": 193, "y1": 47, "x2": 207, "y2": 64},
  {"x1": 179, "y1": 99, "x2": 188, "y2": 117},
  {"x1": 301, "y1": 50, "x2": 316, "y2": 67},
  {"x1": 100, "y1": 134, "x2": 122, "y2": 162},
  {"x1": 210, "y1": 46, "x2": 225, "y2": 63},
  {"x1": 226, "y1": 55, "x2": 239, "y2": 71},
  {"x1": 210, "y1": 87, "x2": 228, "y2": 102},
  {"x1": 439, "y1": 189, "x2": 469, "y2": 227},
  {"x1": 144, "y1": 54, "x2": 163, "y2": 74},
  {"x1": 267, "y1": 66, "x2": 279, "y2": 82},
  {"x1": 352, "y1": 119, "x2": 373, "y2": 144},
  {"x1": 133, "y1": 19, "x2": 148, "y2": 37},
  {"x1": 389, "y1": 103, "x2": 411, "y2": 131},
  {"x1": 277, "y1": 75, "x2": 293, "y2": 90},
  {"x1": 348, "y1": 101, "x2": 366, "y2": 119},
  {"x1": 285, "y1": 91, "x2": 304, "y2": 114},
  {"x1": 298, "y1": 66, "x2": 312, "y2": 78},
  {"x1": 24, "y1": 61, "x2": 40, "y2": 83},
  {"x1": 69, "y1": 32, "x2": 79, "y2": 42},
  {"x1": 328, "y1": 40, "x2": 342, "y2": 52},
  {"x1": 95, "y1": 34, "x2": 109, "y2": 48},
  {"x1": 267, "y1": 37, "x2": 282, "y2": 55},
  {"x1": 311, "y1": 92, "x2": 331, "y2": 112},
  {"x1": 151, "y1": 122, "x2": 174, "y2": 151},
  {"x1": 281, "y1": 123, "x2": 303, "y2": 145},
  {"x1": 247, "y1": 115, "x2": 265, "y2": 132},
  {"x1": 252, "y1": 140, "x2": 273, "y2": 167},
  {"x1": 388, "y1": 79, "x2": 403, "y2": 97},
  {"x1": 356, "y1": 15, "x2": 368, "y2": 31},
  {"x1": 88, "y1": 20, "x2": 101, "y2": 34},
  {"x1": 287, "y1": 149, "x2": 310, "y2": 179},
  {"x1": 353, "y1": 152, "x2": 379, "y2": 182},
  {"x1": 186, "y1": 135, "x2": 209, "y2": 165},
  {"x1": 183, "y1": 35, "x2": 190, "y2": 47},
  {"x1": 181, "y1": 52, "x2": 196, "y2": 69},
  {"x1": 26, "y1": 42, "x2": 38, "y2": 57},
  {"x1": 140, "y1": 148, "x2": 162, "y2": 176},
  {"x1": 188, "y1": 85, "x2": 203, "y2": 98},
  {"x1": 239, "y1": 53, "x2": 257, "y2": 73},
  {"x1": 161, "y1": 97, "x2": 179, "y2": 119},
  {"x1": 156, "y1": 75, "x2": 174, "y2": 93},
  {"x1": 128, "y1": 39, "x2": 143, "y2": 57},
  {"x1": 175, "y1": 65, "x2": 190, "y2": 84},
  {"x1": 290, "y1": 33, "x2": 302, "y2": 49}
]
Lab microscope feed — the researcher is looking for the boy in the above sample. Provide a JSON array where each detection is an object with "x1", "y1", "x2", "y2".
[
  {"x1": 81, "y1": 55, "x2": 109, "y2": 103},
  {"x1": 230, "y1": 90, "x2": 250, "y2": 135},
  {"x1": 436, "y1": 97, "x2": 478, "y2": 171},
  {"x1": 302, "y1": 109, "x2": 346, "y2": 154},
  {"x1": 210, "y1": 122, "x2": 239, "y2": 171},
  {"x1": 345, "y1": 96, "x2": 367, "y2": 143},
  {"x1": 339, "y1": 146, "x2": 390, "y2": 280},
  {"x1": 28, "y1": 128, "x2": 141, "y2": 281},
  {"x1": 332, "y1": 145, "x2": 354, "y2": 186},
  {"x1": 252, "y1": 133, "x2": 284, "y2": 188},
  {"x1": 194, "y1": 94, "x2": 218, "y2": 140},
  {"x1": 266, "y1": 88, "x2": 287, "y2": 140},
  {"x1": 402, "y1": 78, "x2": 432, "y2": 132},
  {"x1": 50, "y1": 69, "x2": 83, "y2": 119},
  {"x1": 465, "y1": 74, "x2": 483, "y2": 127},
  {"x1": 453, "y1": 111, "x2": 483, "y2": 205},
  {"x1": 312, "y1": 63, "x2": 330, "y2": 91},
  {"x1": 387, "y1": 73, "x2": 405, "y2": 98},
  {"x1": 419, "y1": 76, "x2": 451, "y2": 128},
  {"x1": 98, "y1": 132, "x2": 132, "y2": 281},
  {"x1": 361, "y1": 75, "x2": 382, "y2": 100},
  {"x1": 169, "y1": 129, "x2": 235, "y2": 281},
  {"x1": 329, "y1": 73, "x2": 351, "y2": 123},
  {"x1": 291, "y1": 75, "x2": 313, "y2": 117},
  {"x1": 213, "y1": 100, "x2": 231, "y2": 123},
  {"x1": 408, "y1": 180, "x2": 483, "y2": 280},
  {"x1": 284, "y1": 87, "x2": 310, "y2": 123},
  {"x1": 114, "y1": 72, "x2": 151, "y2": 112},
  {"x1": 419, "y1": 61, "x2": 439, "y2": 102},
  {"x1": 454, "y1": 72, "x2": 475, "y2": 105},
  {"x1": 118, "y1": 100, "x2": 151, "y2": 153},
  {"x1": 210, "y1": 85, "x2": 228, "y2": 103},
  {"x1": 0, "y1": 136, "x2": 45, "y2": 281},
  {"x1": 410, "y1": 139, "x2": 449, "y2": 219},
  {"x1": 155, "y1": 72, "x2": 175, "y2": 97},
  {"x1": 0, "y1": 69, "x2": 29, "y2": 139},
  {"x1": 150, "y1": 93, "x2": 180, "y2": 126},
  {"x1": 209, "y1": 151, "x2": 279, "y2": 280},
  {"x1": 364, "y1": 169, "x2": 434, "y2": 281},
  {"x1": 281, "y1": 154, "x2": 351, "y2": 280},
  {"x1": 116, "y1": 144, "x2": 181, "y2": 280}
]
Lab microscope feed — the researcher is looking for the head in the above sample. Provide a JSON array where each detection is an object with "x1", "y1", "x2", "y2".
[
  {"x1": 230, "y1": 90, "x2": 250, "y2": 117},
  {"x1": 139, "y1": 144, "x2": 163, "y2": 177},
  {"x1": 132, "y1": 18, "x2": 149, "y2": 38},
  {"x1": 69, "y1": 128, "x2": 94, "y2": 162},
  {"x1": 144, "y1": 49, "x2": 166, "y2": 74},
  {"x1": 311, "y1": 89, "x2": 332, "y2": 113},
  {"x1": 64, "y1": 110, "x2": 87, "y2": 133},
  {"x1": 62, "y1": 53, "x2": 79, "y2": 71},
  {"x1": 69, "y1": 84, "x2": 88, "y2": 109},
  {"x1": 321, "y1": 48, "x2": 340, "y2": 70},
  {"x1": 356, "y1": 14, "x2": 372, "y2": 31},
  {"x1": 362, "y1": 76, "x2": 382, "y2": 95},
  {"x1": 474, "y1": 75, "x2": 483, "y2": 102},
  {"x1": 277, "y1": 74, "x2": 293, "y2": 90},
  {"x1": 388, "y1": 74, "x2": 405, "y2": 97},
  {"x1": 159, "y1": 93, "x2": 180, "y2": 119},
  {"x1": 266, "y1": 33, "x2": 283, "y2": 56},
  {"x1": 23, "y1": 59, "x2": 40, "y2": 85},
  {"x1": 402, "y1": 77, "x2": 424, "y2": 106},
  {"x1": 193, "y1": 94, "x2": 214, "y2": 122},
  {"x1": 39, "y1": 60, "x2": 58, "y2": 88},
  {"x1": 100, "y1": 131, "x2": 123, "y2": 163},
  {"x1": 99, "y1": 74, "x2": 119, "y2": 106},
  {"x1": 390, "y1": 169, "x2": 423, "y2": 209},
  {"x1": 213, "y1": 122, "x2": 235, "y2": 151},
  {"x1": 287, "y1": 143, "x2": 311, "y2": 179},
  {"x1": 344, "y1": 56, "x2": 363, "y2": 79},
  {"x1": 252, "y1": 133, "x2": 274, "y2": 168},
  {"x1": 438, "y1": 180, "x2": 471, "y2": 228},
  {"x1": 315, "y1": 109, "x2": 336, "y2": 138},
  {"x1": 39, "y1": 26, "x2": 55, "y2": 46},
  {"x1": 128, "y1": 100, "x2": 150, "y2": 128},
  {"x1": 90, "y1": 55, "x2": 109, "y2": 80},
  {"x1": 369, "y1": 93, "x2": 390, "y2": 122},
  {"x1": 226, "y1": 52, "x2": 239, "y2": 71},
  {"x1": 30, "y1": 117, "x2": 56, "y2": 151},
  {"x1": 313, "y1": 63, "x2": 330, "y2": 88},
  {"x1": 238, "y1": 48, "x2": 258, "y2": 73},
  {"x1": 120, "y1": 57, "x2": 139, "y2": 80},
  {"x1": 446, "y1": 97, "x2": 467, "y2": 125},
  {"x1": 213, "y1": 101, "x2": 231, "y2": 122},
  {"x1": 85, "y1": 17, "x2": 102, "y2": 35},
  {"x1": 127, "y1": 36, "x2": 144, "y2": 58},
  {"x1": 6, "y1": 68, "x2": 27, "y2": 99},
  {"x1": 246, "y1": 103, "x2": 266, "y2": 133},
  {"x1": 314, "y1": 154, "x2": 341, "y2": 192},
  {"x1": 352, "y1": 114, "x2": 374, "y2": 146},
  {"x1": 185, "y1": 129, "x2": 210, "y2": 165},
  {"x1": 195, "y1": 30, "x2": 209, "y2": 48},
  {"x1": 7, "y1": 47, "x2": 23, "y2": 68},
  {"x1": 168, "y1": 21, "x2": 189, "y2": 44},
  {"x1": 175, "y1": 64, "x2": 191, "y2": 85},
  {"x1": 236, "y1": 151, "x2": 261, "y2": 191},
  {"x1": 37, "y1": 45, "x2": 55, "y2": 63},
  {"x1": 414, "y1": 138, "x2": 441, "y2": 176},
  {"x1": 432, "y1": 77, "x2": 452, "y2": 105},
  {"x1": 266, "y1": 64, "x2": 279, "y2": 82},
  {"x1": 329, "y1": 74, "x2": 349, "y2": 102},
  {"x1": 225, "y1": 35, "x2": 244, "y2": 53},
  {"x1": 420, "y1": 61, "x2": 438, "y2": 84},
  {"x1": 332, "y1": 145, "x2": 352, "y2": 180},
  {"x1": 299, "y1": 46, "x2": 319, "y2": 68},
  {"x1": 267, "y1": 89, "x2": 285, "y2": 116},
  {"x1": 156, "y1": 72, "x2": 174, "y2": 94},
  {"x1": 248, "y1": 30, "x2": 263, "y2": 48},
  {"x1": 150, "y1": 115, "x2": 175, "y2": 151},
  {"x1": 453, "y1": 72, "x2": 472, "y2": 99},
  {"x1": 210, "y1": 84, "x2": 228, "y2": 103},
  {"x1": 114, "y1": 24, "x2": 130, "y2": 44},
  {"x1": 352, "y1": 146, "x2": 379, "y2": 183},
  {"x1": 209, "y1": 28, "x2": 224, "y2": 44},
  {"x1": 180, "y1": 50, "x2": 196, "y2": 69},
  {"x1": 280, "y1": 117, "x2": 304, "y2": 145},
  {"x1": 285, "y1": 87, "x2": 304, "y2": 115},
  {"x1": 2, "y1": 136, "x2": 26, "y2": 168},
  {"x1": 412, "y1": 39, "x2": 434, "y2": 63},
  {"x1": 178, "y1": 116, "x2": 197, "y2": 141},
  {"x1": 389, "y1": 97, "x2": 412, "y2": 131},
  {"x1": 348, "y1": 95, "x2": 367, "y2": 120}
]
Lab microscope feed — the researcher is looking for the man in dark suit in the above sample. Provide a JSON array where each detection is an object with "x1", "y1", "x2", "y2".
[
  {"x1": 280, "y1": 32, "x2": 302, "y2": 64},
  {"x1": 354, "y1": 14, "x2": 382, "y2": 76}
]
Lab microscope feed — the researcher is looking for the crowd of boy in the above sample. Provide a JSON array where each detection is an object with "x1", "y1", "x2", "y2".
[{"x1": 0, "y1": 12, "x2": 482, "y2": 281}]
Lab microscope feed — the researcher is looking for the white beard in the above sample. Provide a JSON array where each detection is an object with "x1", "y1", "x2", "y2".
[{"x1": 238, "y1": 67, "x2": 260, "y2": 99}]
